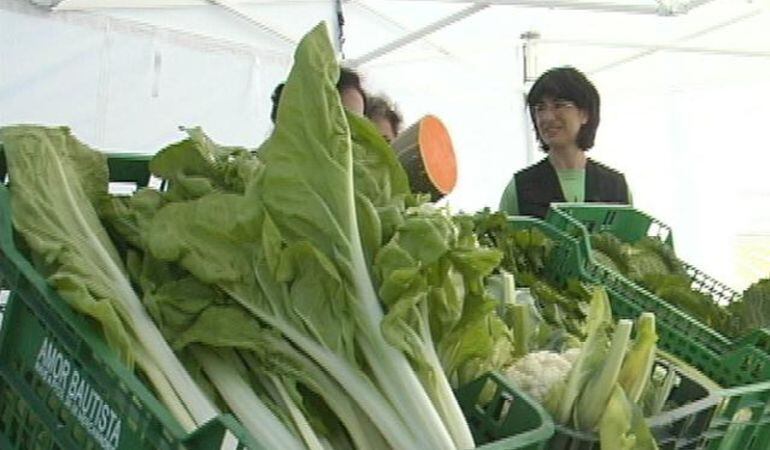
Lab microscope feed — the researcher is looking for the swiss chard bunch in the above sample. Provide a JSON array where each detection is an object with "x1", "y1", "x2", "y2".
[
  {"x1": 472, "y1": 209, "x2": 553, "y2": 287},
  {"x1": 726, "y1": 277, "x2": 770, "y2": 336},
  {"x1": 530, "y1": 279, "x2": 594, "y2": 341},
  {"x1": 102, "y1": 22, "x2": 488, "y2": 450},
  {"x1": 0, "y1": 126, "x2": 219, "y2": 432},
  {"x1": 590, "y1": 233, "x2": 686, "y2": 281},
  {"x1": 473, "y1": 210, "x2": 594, "y2": 342}
]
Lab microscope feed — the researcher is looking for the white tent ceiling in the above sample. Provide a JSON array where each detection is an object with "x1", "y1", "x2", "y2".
[
  {"x1": 1, "y1": 0, "x2": 769, "y2": 287},
  {"x1": 44, "y1": 0, "x2": 770, "y2": 66},
  {"x1": 21, "y1": 0, "x2": 767, "y2": 95}
]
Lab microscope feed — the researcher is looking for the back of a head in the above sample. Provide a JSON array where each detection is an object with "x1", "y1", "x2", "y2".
[
  {"x1": 269, "y1": 68, "x2": 366, "y2": 124},
  {"x1": 337, "y1": 67, "x2": 367, "y2": 113},
  {"x1": 527, "y1": 66, "x2": 601, "y2": 151},
  {"x1": 337, "y1": 67, "x2": 363, "y2": 94},
  {"x1": 365, "y1": 95, "x2": 403, "y2": 140}
]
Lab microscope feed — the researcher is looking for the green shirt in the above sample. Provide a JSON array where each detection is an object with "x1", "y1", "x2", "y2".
[
  {"x1": 555, "y1": 169, "x2": 585, "y2": 203},
  {"x1": 499, "y1": 168, "x2": 632, "y2": 215}
]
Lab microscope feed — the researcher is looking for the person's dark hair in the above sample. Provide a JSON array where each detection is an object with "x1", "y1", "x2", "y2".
[
  {"x1": 527, "y1": 66, "x2": 600, "y2": 151},
  {"x1": 269, "y1": 82, "x2": 285, "y2": 123},
  {"x1": 337, "y1": 67, "x2": 367, "y2": 111},
  {"x1": 365, "y1": 95, "x2": 402, "y2": 136},
  {"x1": 269, "y1": 67, "x2": 366, "y2": 123}
]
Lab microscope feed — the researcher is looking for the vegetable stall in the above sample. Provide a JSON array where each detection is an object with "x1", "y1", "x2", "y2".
[{"x1": 0, "y1": 21, "x2": 769, "y2": 450}]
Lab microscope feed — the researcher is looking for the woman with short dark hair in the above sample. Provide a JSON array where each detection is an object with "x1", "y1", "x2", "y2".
[{"x1": 499, "y1": 66, "x2": 630, "y2": 218}]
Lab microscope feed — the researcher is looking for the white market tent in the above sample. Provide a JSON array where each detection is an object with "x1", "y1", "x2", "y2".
[{"x1": 1, "y1": 0, "x2": 769, "y2": 290}]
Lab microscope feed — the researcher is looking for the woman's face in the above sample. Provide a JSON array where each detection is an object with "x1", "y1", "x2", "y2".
[
  {"x1": 533, "y1": 96, "x2": 588, "y2": 149},
  {"x1": 340, "y1": 87, "x2": 366, "y2": 116}
]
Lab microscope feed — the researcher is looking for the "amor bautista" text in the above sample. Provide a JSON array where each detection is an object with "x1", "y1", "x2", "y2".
[{"x1": 34, "y1": 337, "x2": 121, "y2": 450}]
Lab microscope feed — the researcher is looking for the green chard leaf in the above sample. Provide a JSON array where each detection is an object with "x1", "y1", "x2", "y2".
[{"x1": 0, "y1": 125, "x2": 217, "y2": 429}]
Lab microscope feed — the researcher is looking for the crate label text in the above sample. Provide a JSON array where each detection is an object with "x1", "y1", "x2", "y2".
[{"x1": 34, "y1": 337, "x2": 122, "y2": 450}]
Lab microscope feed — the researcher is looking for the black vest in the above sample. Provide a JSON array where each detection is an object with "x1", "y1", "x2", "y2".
[{"x1": 515, "y1": 158, "x2": 629, "y2": 219}]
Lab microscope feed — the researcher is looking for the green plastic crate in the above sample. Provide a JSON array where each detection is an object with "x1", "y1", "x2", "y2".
[
  {"x1": 503, "y1": 216, "x2": 770, "y2": 449},
  {"x1": 545, "y1": 203, "x2": 676, "y2": 248},
  {"x1": 455, "y1": 372, "x2": 555, "y2": 450},
  {"x1": 545, "y1": 203, "x2": 741, "y2": 307},
  {"x1": 105, "y1": 153, "x2": 154, "y2": 188},
  {"x1": 542, "y1": 204, "x2": 764, "y2": 383}
]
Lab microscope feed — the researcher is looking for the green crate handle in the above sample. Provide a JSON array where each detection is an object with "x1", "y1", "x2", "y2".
[
  {"x1": 455, "y1": 372, "x2": 555, "y2": 450},
  {"x1": 549, "y1": 202, "x2": 675, "y2": 248}
]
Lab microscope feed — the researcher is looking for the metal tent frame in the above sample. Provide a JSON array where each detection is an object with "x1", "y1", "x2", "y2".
[{"x1": 43, "y1": 0, "x2": 764, "y2": 74}]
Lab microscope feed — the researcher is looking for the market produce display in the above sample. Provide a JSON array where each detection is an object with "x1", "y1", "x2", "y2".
[
  {"x1": 472, "y1": 210, "x2": 742, "y2": 450},
  {"x1": 0, "y1": 23, "x2": 516, "y2": 450},
  {"x1": 504, "y1": 291, "x2": 659, "y2": 450},
  {"x1": 590, "y1": 232, "x2": 770, "y2": 338},
  {"x1": 1, "y1": 19, "x2": 769, "y2": 450}
]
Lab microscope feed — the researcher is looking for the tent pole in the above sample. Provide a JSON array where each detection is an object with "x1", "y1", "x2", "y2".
[
  {"x1": 419, "y1": 1, "x2": 666, "y2": 16},
  {"x1": 349, "y1": 0, "x2": 455, "y2": 58},
  {"x1": 538, "y1": 38, "x2": 770, "y2": 60},
  {"x1": 520, "y1": 32, "x2": 538, "y2": 165},
  {"x1": 347, "y1": 3, "x2": 488, "y2": 67},
  {"x1": 206, "y1": 0, "x2": 296, "y2": 46},
  {"x1": 679, "y1": 0, "x2": 721, "y2": 13},
  {"x1": 588, "y1": 8, "x2": 763, "y2": 74},
  {"x1": 334, "y1": 0, "x2": 345, "y2": 57}
]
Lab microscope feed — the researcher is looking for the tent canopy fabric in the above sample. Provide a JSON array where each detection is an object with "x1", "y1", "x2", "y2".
[{"x1": 1, "y1": 0, "x2": 769, "y2": 288}]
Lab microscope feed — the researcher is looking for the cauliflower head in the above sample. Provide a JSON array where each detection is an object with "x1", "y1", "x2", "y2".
[{"x1": 504, "y1": 349, "x2": 580, "y2": 403}]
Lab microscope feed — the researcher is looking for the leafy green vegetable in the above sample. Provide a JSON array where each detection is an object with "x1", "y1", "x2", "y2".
[
  {"x1": 640, "y1": 364, "x2": 681, "y2": 417},
  {"x1": 728, "y1": 277, "x2": 770, "y2": 333},
  {"x1": 473, "y1": 209, "x2": 553, "y2": 287},
  {"x1": 149, "y1": 126, "x2": 261, "y2": 199},
  {"x1": 628, "y1": 402, "x2": 659, "y2": 450},
  {"x1": 547, "y1": 286, "x2": 613, "y2": 425},
  {"x1": 598, "y1": 385, "x2": 637, "y2": 450},
  {"x1": 530, "y1": 280, "x2": 592, "y2": 340},
  {"x1": 590, "y1": 232, "x2": 733, "y2": 337},
  {"x1": 599, "y1": 385, "x2": 659, "y2": 450},
  {"x1": 194, "y1": 346, "x2": 309, "y2": 450},
  {"x1": 626, "y1": 239, "x2": 681, "y2": 282},
  {"x1": 640, "y1": 274, "x2": 727, "y2": 330},
  {"x1": 473, "y1": 209, "x2": 593, "y2": 344},
  {"x1": 618, "y1": 313, "x2": 657, "y2": 403},
  {"x1": 590, "y1": 234, "x2": 686, "y2": 282},
  {"x1": 512, "y1": 303, "x2": 534, "y2": 357},
  {"x1": 575, "y1": 319, "x2": 633, "y2": 431},
  {"x1": 0, "y1": 125, "x2": 218, "y2": 430},
  {"x1": 375, "y1": 208, "x2": 513, "y2": 444},
  {"x1": 591, "y1": 233, "x2": 632, "y2": 275},
  {"x1": 123, "y1": 22, "x2": 473, "y2": 450},
  {"x1": 592, "y1": 250, "x2": 622, "y2": 274}
]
